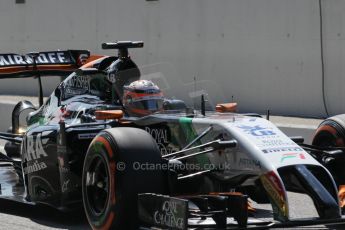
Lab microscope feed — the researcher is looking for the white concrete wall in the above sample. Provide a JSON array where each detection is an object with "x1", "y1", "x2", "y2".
[
  {"x1": 322, "y1": 0, "x2": 345, "y2": 117},
  {"x1": 0, "y1": 0, "x2": 344, "y2": 118}
]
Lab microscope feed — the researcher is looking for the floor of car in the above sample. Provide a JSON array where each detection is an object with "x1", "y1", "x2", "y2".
[{"x1": 0, "y1": 164, "x2": 27, "y2": 203}]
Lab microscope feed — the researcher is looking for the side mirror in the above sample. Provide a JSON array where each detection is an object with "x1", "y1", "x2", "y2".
[
  {"x1": 215, "y1": 103, "x2": 238, "y2": 113},
  {"x1": 12, "y1": 100, "x2": 36, "y2": 134},
  {"x1": 163, "y1": 99, "x2": 187, "y2": 111},
  {"x1": 95, "y1": 110, "x2": 124, "y2": 120}
]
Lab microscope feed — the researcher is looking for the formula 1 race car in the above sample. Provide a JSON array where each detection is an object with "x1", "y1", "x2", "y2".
[{"x1": 0, "y1": 42, "x2": 345, "y2": 229}]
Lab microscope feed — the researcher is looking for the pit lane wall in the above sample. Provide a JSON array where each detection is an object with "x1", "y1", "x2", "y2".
[{"x1": 0, "y1": 0, "x2": 345, "y2": 118}]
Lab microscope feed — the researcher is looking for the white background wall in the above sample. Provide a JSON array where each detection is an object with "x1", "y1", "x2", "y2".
[{"x1": 0, "y1": 0, "x2": 344, "y2": 118}]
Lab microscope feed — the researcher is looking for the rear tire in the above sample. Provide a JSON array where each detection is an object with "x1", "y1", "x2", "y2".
[{"x1": 82, "y1": 127, "x2": 167, "y2": 230}]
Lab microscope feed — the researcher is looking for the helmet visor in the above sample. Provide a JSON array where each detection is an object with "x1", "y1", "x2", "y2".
[{"x1": 130, "y1": 98, "x2": 163, "y2": 111}]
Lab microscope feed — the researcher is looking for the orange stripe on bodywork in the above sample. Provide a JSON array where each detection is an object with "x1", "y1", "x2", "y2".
[
  {"x1": 0, "y1": 65, "x2": 76, "y2": 74},
  {"x1": 81, "y1": 55, "x2": 108, "y2": 69},
  {"x1": 85, "y1": 55, "x2": 107, "y2": 64}
]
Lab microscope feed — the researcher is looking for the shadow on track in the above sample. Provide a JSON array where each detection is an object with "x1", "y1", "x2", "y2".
[{"x1": 0, "y1": 199, "x2": 90, "y2": 230}]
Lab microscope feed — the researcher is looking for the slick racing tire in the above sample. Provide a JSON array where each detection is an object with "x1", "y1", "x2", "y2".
[
  {"x1": 82, "y1": 127, "x2": 167, "y2": 230},
  {"x1": 312, "y1": 114, "x2": 345, "y2": 184}
]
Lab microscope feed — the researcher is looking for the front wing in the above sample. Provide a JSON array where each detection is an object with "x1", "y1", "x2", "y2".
[{"x1": 138, "y1": 193, "x2": 345, "y2": 229}]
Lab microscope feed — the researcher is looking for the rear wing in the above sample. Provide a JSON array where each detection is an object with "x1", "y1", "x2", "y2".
[
  {"x1": 0, "y1": 50, "x2": 91, "y2": 107},
  {"x1": 0, "y1": 50, "x2": 90, "y2": 78}
]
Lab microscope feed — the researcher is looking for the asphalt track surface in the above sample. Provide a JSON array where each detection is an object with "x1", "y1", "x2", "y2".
[{"x1": 0, "y1": 116, "x2": 344, "y2": 229}]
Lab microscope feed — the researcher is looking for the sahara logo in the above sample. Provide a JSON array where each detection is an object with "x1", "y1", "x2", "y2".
[
  {"x1": 280, "y1": 153, "x2": 305, "y2": 162},
  {"x1": 23, "y1": 160, "x2": 47, "y2": 175},
  {"x1": 237, "y1": 125, "x2": 276, "y2": 136},
  {"x1": 23, "y1": 134, "x2": 48, "y2": 174}
]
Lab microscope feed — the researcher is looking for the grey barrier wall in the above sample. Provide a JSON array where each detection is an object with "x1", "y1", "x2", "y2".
[
  {"x1": 0, "y1": 103, "x2": 14, "y2": 132},
  {"x1": 0, "y1": 0, "x2": 344, "y2": 118}
]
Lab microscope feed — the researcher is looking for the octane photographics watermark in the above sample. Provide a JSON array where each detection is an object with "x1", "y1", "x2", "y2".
[{"x1": 115, "y1": 162, "x2": 231, "y2": 171}]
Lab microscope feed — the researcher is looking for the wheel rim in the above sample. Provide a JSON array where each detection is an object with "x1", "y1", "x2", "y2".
[{"x1": 85, "y1": 154, "x2": 110, "y2": 217}]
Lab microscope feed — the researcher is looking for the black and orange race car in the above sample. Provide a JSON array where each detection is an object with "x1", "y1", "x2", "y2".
[{"x1": 0, "y1": 41, "x2": 345, "y2": 230}]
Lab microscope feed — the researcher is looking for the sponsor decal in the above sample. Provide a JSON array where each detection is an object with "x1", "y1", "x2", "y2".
[
  {"x1": 280, "y1": 153, "x2": 305, "y2": 162},
  {"x1": 145, "y1": 127, "x2": 168, "y2": 143},
  {"x1": 23, "y1": 160, "x2": 47, "y2": 174},
  {"x1": 237, "y1": 125, "x2": 276, "y2": 136},
  {"x1": 107, "y1": 72, "x2": 116, "y2": 83},
  {"x1": 260, "y1": 171, "x2": 288, "y2": 221},
  {"x1": 78, "y1": 133, "x2": 97, "y2": 140},
  {"x1": 23, "y1": 134, "x2": 48, "y2": 162},
  {"x1": 65, "y1": 74, "x2": 89, "y2": 90},
  {"x1": 63, "y1": 74, "x2": 107, "y2": 99},
  {"x1": 58, "y1": 155, "x2": 65, "y2": 168},
  {"x1": 157, "y1": 144, "x2": 176, "y2": 155},
  {"x1": 86, "y1": 171, "x2": 96, "y2": 186},
  {"x1": 261, "y1": 139, "x2": 294, "y2": 147},
  {"x1": 0, "y1": 54, "x2": 26, "y2": 65},
  {"x1": 77, "y1": 53, "x2": 89, "y2": 66},
  {"x1": 64, "y1": 74, "x2": 90, "y2": 98},
  {"x1": 145, "y1": 126, "x2": 174, "y2": 155},
  {"x1": 62, "y1": 179, "x2": 70, "y2": 193},
  {"x1": 57, "y1": 155, "x2": 69, "y2": 173},
  {"x1": 90, "y1": 88, "x2": 102, "y2": 97},
  {"x1": 57, "y1": 135, "x2": 71, "y2": 175},
  {"x1": 23, "y1": 134, "x2": 48, "y2": 174},
  {"x1": 0, "y1": 51, "x2": 73, "y2": 66},
  {"x1": 154, "y1": 200, "x2": 185, "y2": 229},
  {"x1": 238, "y1": 158, "x2": 261, "y2": 169},
  {"x1": 65, "y1": 87, "x2": 88, "y2": 96},
  {"x1": 262, "y1": 147, "x2": 303, "y2": 154}
]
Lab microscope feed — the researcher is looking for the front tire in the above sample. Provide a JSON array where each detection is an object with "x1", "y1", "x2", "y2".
[
  {"x1": 82, "y1": 127, "x2": 167, "y2": 230},
  {"x1": 312, "y1": 114, "x2": 345, "y2": 184}
]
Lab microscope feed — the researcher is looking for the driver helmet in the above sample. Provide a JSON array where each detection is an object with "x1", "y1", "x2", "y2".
[{"x1": 123, "y1": 80, "x2": 164, "y2": 116}]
